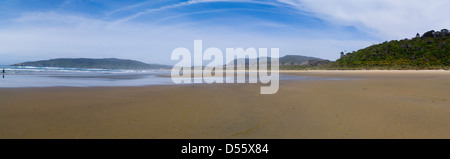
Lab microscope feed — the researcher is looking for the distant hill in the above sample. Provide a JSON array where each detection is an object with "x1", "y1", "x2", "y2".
[
  {"x1": 13, "y1": 58, "x2": 171, "y2": 70},
  {"x1": 228, "y1": 55, "x2": 330, "y2": 68},
  {"x1": 279, "y1": 55, "x2": 328, "y2": 65},
  {"x1": 336, "y1": 29, "x2": 450, "y2": 69}
]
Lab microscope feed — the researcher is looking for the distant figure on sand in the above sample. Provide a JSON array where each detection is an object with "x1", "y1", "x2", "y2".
[{"x1": 2, "y1": 68, "x2": 4, "y2": 78}]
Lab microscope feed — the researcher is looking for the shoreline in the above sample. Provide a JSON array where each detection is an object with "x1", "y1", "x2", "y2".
[{"x1": 4, "y1": 69, "x2": 449, "y2": 88}]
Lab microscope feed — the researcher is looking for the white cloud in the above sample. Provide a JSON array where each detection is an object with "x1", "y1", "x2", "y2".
[
  {"x1": 279, "y1": 0, "x2": 450, "y2": 39},
  {"x1": 0, "y1": 24, "x2": 372, "y2": 65},
  {"x1": 0, "y1": 11, "x2": 372, "y2": 65},
  {"x1": 1, "y1": 1, "x2": 387, "y2": 65}
]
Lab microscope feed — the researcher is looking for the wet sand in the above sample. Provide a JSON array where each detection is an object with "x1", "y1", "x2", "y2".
[{"x1": 1, "y1": 70, "x2": 450, "y2": 139}]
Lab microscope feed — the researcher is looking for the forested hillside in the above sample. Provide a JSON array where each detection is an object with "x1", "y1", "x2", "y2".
[{"x1": 336, "y1": 29, "x2": 450, "y2": 69}]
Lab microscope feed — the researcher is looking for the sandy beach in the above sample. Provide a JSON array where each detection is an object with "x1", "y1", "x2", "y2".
[{"x1": 1, "y1": 70, "x2": 450, "y2": 139}]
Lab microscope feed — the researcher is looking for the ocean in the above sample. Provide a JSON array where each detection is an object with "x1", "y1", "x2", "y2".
[
  {"x1": 0, "y1": 65, "x2": 174, "y2": 88},
  {"x1": 0, "y1": 65, "x2": 346, "y2": 88}
]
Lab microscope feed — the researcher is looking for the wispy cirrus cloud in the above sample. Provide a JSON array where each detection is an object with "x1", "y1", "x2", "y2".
[
  {"x1": 277, "y1": 0, "x2": 450, "y2": 39},
  {"x1": 106, "y1": 0, "x2": 172, "y2": 15},
  {"x1": 111, "y1": 0, "x2": 284, "y2": 25}
]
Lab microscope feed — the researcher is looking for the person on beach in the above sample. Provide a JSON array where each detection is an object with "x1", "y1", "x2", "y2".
[{"x1": 2, "y1": 68, "x2": 4, "y2": 78}]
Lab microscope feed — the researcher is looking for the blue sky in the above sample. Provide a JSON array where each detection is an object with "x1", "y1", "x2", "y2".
[{"x1": 0, "y1": 0, "x2": 449, "y2": 65}]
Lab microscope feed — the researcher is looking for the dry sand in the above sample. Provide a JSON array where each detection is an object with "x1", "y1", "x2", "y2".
[{"x1": 0, "y1": 70, "x2": 450, "y2": 139}]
